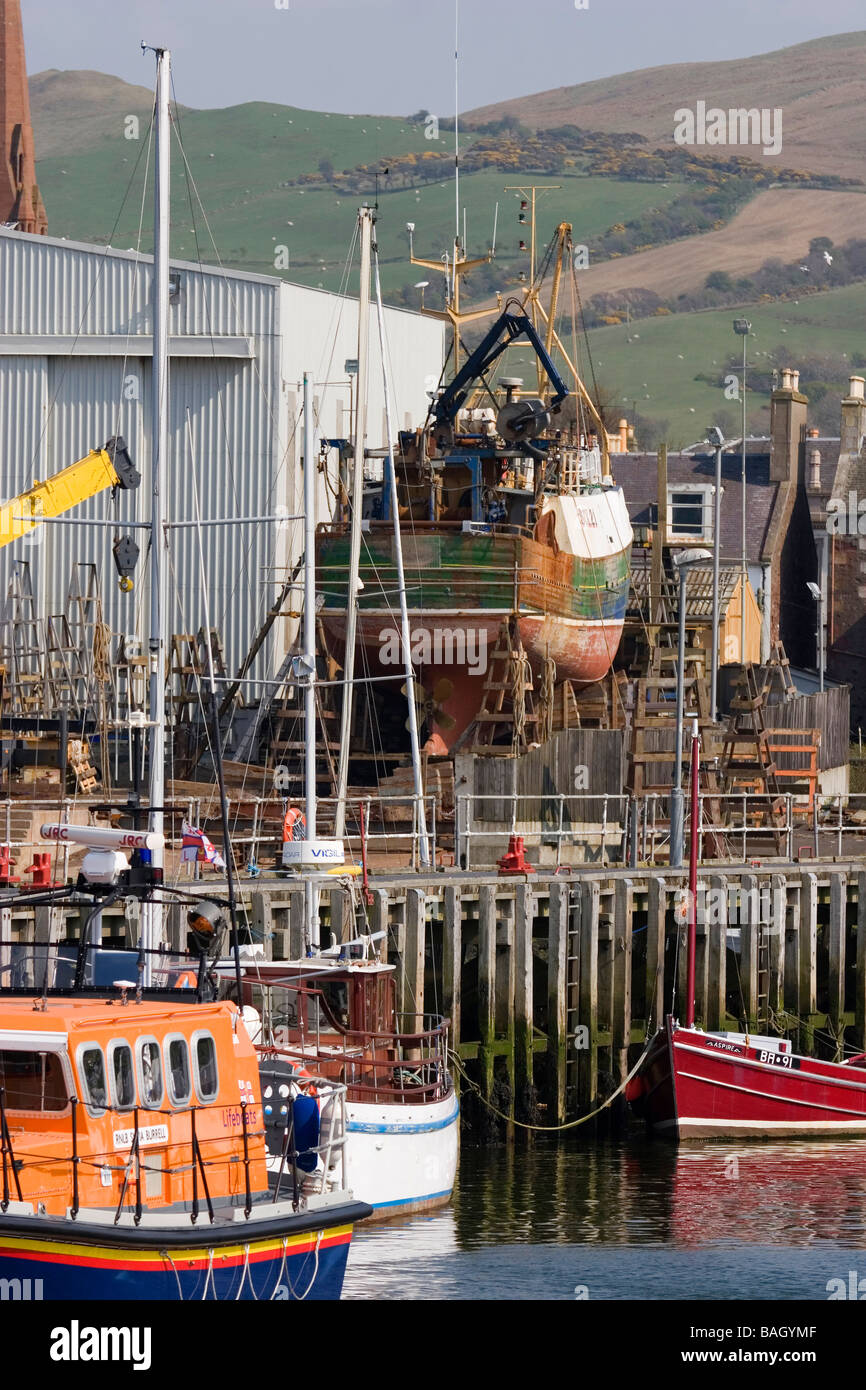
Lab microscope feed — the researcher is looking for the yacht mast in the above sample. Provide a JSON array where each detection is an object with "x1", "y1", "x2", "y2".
[
  {"x1": 334, "y1": 206, "x2": 373, "y2": 841},
  {"x1": 141, "y1": 44, "x2": 171, "y2": 975},
  {"x1": 302, "y1": 371, "x2": 319, "y2": 951}
]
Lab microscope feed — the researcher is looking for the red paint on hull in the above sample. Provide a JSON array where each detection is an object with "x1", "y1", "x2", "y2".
[
  {"x1": 320, "y1": 611, "x2": 625, "y2": 748},
  {"x1": 629, "y1": 1019, "x2": 866, "y2": 1141}
]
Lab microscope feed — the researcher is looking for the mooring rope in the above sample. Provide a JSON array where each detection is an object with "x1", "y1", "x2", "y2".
[{"x1": 447, "y1": 1038, "x2": 654, "y2": 1133}]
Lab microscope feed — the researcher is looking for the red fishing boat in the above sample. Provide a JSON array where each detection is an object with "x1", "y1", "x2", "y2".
[{"x1": 627, "y1": 727, "x2": 866, "y2": 1141}]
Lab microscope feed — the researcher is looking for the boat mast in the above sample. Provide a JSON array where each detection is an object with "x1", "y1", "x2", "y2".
[
  {"x1": 334, "y1": 207, "x2": 373, "y2": 843},
  {"x1": 302, "y1": 371, "x2": 319, "y2": 951},
  {"x1": 141, "y1": 44, "x2": 171, "y2": 975},
  {"x1": 372, "y1": 250, "x2": 430, "y2": 867}
]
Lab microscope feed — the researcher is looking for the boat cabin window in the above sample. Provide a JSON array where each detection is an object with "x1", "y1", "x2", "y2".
[
  {"x1": 137, "y1": 1038, "x2": 164, "y2": 1108},
  {"x1": 108, "y1": 1041, "x2": 135, "y2": 1111},
  {"x1": 0, "y1": 1049, "x2": 67, "y2": 1113},
  {"x1": 192, "y1": 1031, "x2": 218, "y2": 1103},
  {"x1": 77, "y1": 1043, "x2": 108, "y2": 1115},
  {"x1": 165, "y1": 1035, "x2": 191, "y2": 1106}
]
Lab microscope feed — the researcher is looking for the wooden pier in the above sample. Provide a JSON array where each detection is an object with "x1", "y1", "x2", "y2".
[{"x1": 6, "y1": 860, "x2": 865, "y2": 1138}]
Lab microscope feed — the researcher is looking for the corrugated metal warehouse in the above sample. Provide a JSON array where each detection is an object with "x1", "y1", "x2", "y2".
[{"x1": 0, "y1": 226, "x2": 445, "y2": 694}]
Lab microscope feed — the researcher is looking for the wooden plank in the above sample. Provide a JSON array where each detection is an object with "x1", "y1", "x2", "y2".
[
  {"x1": 828, "y1": 872, "x2": 847, "y2": 1042},
  {"x1": 577, "y1": 879, "x2": 599, "y2": 1113},
  {"x1": 799, "y1": 871, "x2": 818, "y2": 1054},
  {"x1": 250, "y1": 891, "x2": 273, "y2": 961},
  {"x1": 612, "y1": 878, "x2": 633, "y2": 1083},
  {"x1": 442, "y1": 885, "x2": 461, "y2": 1043},
  {"x1": 401, "y1": 888, "x2": 426, "y2": 1026},
  {"x1": 645, "y1": 876, "x2": 666, "y2": 1035},
  {"x1": 547, "y1": 879, "x2": 568, "y2": 1124},
  {"x1": 739, "y1": 873, "x2": 759, "y2": 1029},
  {"x1": 708, "y1": 872, "x2": 728, "y2": 1028},
  {"x1": 370, "y1": 888, "x2": 390, "y2": 964},
  {"x1": 783, "y1": 878, "x2": 801, "y2": 1016},
  {"x1": 856, "y1": 871, "x2": 866, "y2": 1051},
  {"x1": 768, "y1": 874, "x2": 786, "y2": 1019},
  {"x1": 288, "y1": 888, "x2": 304, "y2": 959},
  {"x1": 514, "y1": 883, "x2": 535, "y2": 1123},
  {"x1": 478, "y1": 885, "x2": 497, "y2": 1107}
]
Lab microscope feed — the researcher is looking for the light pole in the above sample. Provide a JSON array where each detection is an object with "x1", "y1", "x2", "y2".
[
  {"x1": 671, "y1": 547, "x2": 713, "y2": 868},
  {"x1": 733, "y1": 318, "x2": 751, "y2": 663},
  {"x1": 807, "y1": 577, "x2": 825, "y2": 692}
]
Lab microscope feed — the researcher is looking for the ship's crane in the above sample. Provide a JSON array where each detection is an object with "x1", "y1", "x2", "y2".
[
  {"x1": 429, "y1": 308, "x2": 569, "y2": 440},
  {"x1": 0, "y1": 436, "x2": 141, "y2": 588}
]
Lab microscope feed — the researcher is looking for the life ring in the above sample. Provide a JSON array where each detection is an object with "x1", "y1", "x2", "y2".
[
  {"x1": 282, "y1": 807, "x2": 306, "y2": 843},
  {"x1": 290, "y1": 1063, "x2": 319, "y2": 1103}
]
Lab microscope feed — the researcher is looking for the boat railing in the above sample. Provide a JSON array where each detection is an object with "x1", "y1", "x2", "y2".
[
  {"x1": 0, "y1": 1073, "x2": 349, "y2": 1223},
  {"x1": 457, "y1": 791, "x2": 866, "y2": 868},
  {"x1": 257, "y1": 1000, "x2": 452, "y2": 1106}
]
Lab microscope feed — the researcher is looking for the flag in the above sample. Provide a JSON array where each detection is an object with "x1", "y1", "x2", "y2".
[{"x1": 181, "y1": 820, "x2": 226, "y2": 870}]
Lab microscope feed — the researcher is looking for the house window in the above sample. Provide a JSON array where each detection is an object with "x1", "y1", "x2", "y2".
[{"x1": 663, "y1": 485, "x2": 715, "y2": 541}]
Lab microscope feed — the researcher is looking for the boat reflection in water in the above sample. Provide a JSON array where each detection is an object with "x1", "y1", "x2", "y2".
[
  {"x1": 345, "y1": 1140, "x2": 866, "y2": 1299},
  {"x1": 669, "y1": 1140, "x2": 866, "y2": 1247}
]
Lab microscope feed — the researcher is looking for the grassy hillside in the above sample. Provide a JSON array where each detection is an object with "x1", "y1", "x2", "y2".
[
  {"x1": 32, "y1": 75, "x2": 687, "y2": 294},
  {"x1": 500, "y1": 282, "x2": 866, "y2": 446},
  {"x1": 466, "y1": 31, "x2": 866, "y2": 181}
]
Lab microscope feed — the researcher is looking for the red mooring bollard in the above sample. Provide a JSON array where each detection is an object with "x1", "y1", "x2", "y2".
[
  {"x1": 0, "y1": 845, "x2": 19, "y2": 886},
  {"x1": 497, "y1": 835, "x2": 534, "y2": 876},
  {"x1": 23, "y1": 852, "x2": 59, "y2": 891}
]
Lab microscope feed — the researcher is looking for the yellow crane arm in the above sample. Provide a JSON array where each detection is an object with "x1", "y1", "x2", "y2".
[{"x1": 0, "y1": 436, "x2": 139, "y2": 549}]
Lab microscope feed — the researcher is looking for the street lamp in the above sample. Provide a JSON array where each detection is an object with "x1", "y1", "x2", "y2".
[
  {"x1": 733, "y1": 318, "x2": 751, "y2": 663},
  {"x1": 670, "y1": 546, "x2": 713, "y2": 868},
  {"x1": 806, "y1": 578, "x2": 825, "y2": 692}
]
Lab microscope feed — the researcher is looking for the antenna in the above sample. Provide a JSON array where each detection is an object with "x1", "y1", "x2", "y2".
[
  {"x1": 454, "y1": 0, "x2": 460, "y2": 246},
  {"x1": 491, "y1": 201, "x2": 499, "y2": 256}
]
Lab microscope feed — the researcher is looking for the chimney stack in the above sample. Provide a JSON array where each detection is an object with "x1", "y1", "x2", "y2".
[
  {"x1": 840, "y1": 375, "x2": 866, "y2": 457},
  {"x1": 770, "y1": 365, "x2": 808, "y2": 482},
  {"x1": 809, "y1": 448, "x2": 822, "y2": 491},
  {"x1": 0, "y1": 0, "x2": 47, "y2": 234}
]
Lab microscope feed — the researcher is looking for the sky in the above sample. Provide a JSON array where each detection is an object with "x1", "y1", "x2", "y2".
[{"x1": 21, "y1": 0, "x2": 866, "y2": 116}]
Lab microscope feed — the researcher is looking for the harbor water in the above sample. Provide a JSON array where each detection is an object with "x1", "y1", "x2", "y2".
[{"x1": 343, "y1": 1139, "x2": 866, "y2": 1301}]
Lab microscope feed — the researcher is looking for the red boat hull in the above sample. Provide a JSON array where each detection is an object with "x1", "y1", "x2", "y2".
[{"x1": 628, "y1": 1019, "x2": 866, "y2": 1141}]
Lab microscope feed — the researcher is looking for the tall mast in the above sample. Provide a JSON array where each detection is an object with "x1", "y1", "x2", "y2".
[
  {"x1": 141, "y1": 44, "x2": 170, "y2": 973},
  {"x1": 302, "y1": 372, "x2": 319, "y2": 951},
  {"x1": 372, "y1": 249, "x2": 430, "y2": 867},
  {"x1": 454, "y1": 0, "x2": 460, "y2": 249},
  {"x1": 334, "y1": 207, "x2": 374, "y2": 841}
]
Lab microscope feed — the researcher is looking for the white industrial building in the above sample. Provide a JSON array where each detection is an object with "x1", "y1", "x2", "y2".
[{"x1": 0, "y1": 226, "x2": 445, "y2": 693}]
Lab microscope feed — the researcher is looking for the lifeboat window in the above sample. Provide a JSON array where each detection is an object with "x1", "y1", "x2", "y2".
[
  {"x1": 77, "y1": 1043, "x2": 108, "y2": 1114},
  {"x1": 109, "y1": 1042, "x2": 135, "y2": 1110},
  {"x1": 165, "y1": 1035, "x2": 191, "y2": 1106},
  {"x1": 0, "y1": 1049, "x2": 67, "y2": 1113},
  {"x1": 137, "y1": 1038, "x2": 164, "y2": 1108},
  {"x1": 192, "y1": 1032, "x2": 218, "y2": 1103}
]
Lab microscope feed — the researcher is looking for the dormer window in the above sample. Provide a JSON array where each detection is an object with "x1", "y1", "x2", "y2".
[{"x1": 649, "y1": 484, "x2": 716, "y2": 542}]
